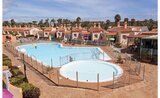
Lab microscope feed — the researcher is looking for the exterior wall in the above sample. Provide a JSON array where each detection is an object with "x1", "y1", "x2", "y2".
[
  {"x1": 9, "y1": 84, "x2": 23, "y2": 98},
  {"x1": 24, "y1": 31, "x2": 30, "y2": 37},
  {"x1": 49, "y1": 35, "x2": 52, "y2": 40},
  {"x1": 120, "y1": 33, "x2": 130, "y2": 45},
  {"x1": 3, "y1": 35, "x2": 6, "y2": 43},
  {"x1": 3, "y1": 35, "x2": 17, "y2": 43},
  {"x1": 30, "y1": 28, "x2": 40, "y2": 36},
  {"x1": 72, "y1": 32, "x2": 79, "y2": 39},
  {"x1": 92, "y1": 33, "x2": 101, "y2": 41}
]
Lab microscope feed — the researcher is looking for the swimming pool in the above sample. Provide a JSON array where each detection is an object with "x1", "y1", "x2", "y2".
[
  {"x1": 17, "y1": 43, "x2": 111, "y2": 67},
  {"x1": 60, "y1": 60, "x2": 123, "y2": 82}
]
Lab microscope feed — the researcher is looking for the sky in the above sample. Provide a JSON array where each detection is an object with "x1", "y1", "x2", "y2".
[{"x1": 3, "y1": 0, "x2": 157, "y2": 22}]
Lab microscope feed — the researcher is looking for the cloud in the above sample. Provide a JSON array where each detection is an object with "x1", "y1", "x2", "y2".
[
  {"x1": 3, "y1": 0, "x2": 17, "y2": 14},
  {"x1": 3, "y1": 0, "x2": 157, "y2": 21}
]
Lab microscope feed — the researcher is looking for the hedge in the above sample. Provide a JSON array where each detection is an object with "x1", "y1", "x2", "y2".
[
  {"x1": 19, "y1": 83, "x2": 40, "y2": 98},
  {"x1": 10, "y1": 68, "x2": 23, "y2": 77},
  {"x1": 10, "y1": 75, "x2": 26, "y2": 86},
  {"x1": 10, "y1": 66, "x2": 40, "y2": 98},
  {"x1": 3, "y1": 54, "x2": 12, "y2": 68},
  {"x1": 114, "y1": 42, "x2": 122, "y2": 48},
  {"x1": 3, "y1": 60, "x2": 12, "y2": 68}
]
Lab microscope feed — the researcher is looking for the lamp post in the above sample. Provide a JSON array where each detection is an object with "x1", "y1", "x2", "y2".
[{"x1": 20, "y1": 48, "x2": 27, "y2": 81}]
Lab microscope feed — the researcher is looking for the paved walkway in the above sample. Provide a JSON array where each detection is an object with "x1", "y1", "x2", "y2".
[{"x1": 3, "y1": 44, "x2": 157, "y2": 98}]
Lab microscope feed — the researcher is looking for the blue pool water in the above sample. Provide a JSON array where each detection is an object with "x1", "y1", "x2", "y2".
[
  {"x1": 17, "y1": 43, "x2": 111, "y2": 67},
  {"x1": 60, "y1": 60, "x2": 123, "y2": 82}
]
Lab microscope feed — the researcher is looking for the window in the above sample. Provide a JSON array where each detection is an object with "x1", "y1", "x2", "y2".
[
  {"x1": 122, "y1": 35, "x2": 127, "y2": 39},
  {"x1": 94, "y1": 34, "x2": 98, "y2": 38},
  {"x1": 74, "y1": 34, "x2": 77, "y2": 37}
]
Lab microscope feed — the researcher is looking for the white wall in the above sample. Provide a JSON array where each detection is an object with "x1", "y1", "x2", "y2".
[
  {"x1": 120, "y1": 33, "x2": 130, "y2": 45},
  {"x1": 30, "y1": 28, "x2": 40, "y2": 36}
]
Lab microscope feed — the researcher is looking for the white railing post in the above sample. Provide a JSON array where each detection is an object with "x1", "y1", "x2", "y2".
[
  {"x1": 113, "y1": 72, "x2": 115, "y2": 89},
  {"x1": 76, "y1": 71, "x2": 78, "y2": 87},
  {"x1": 97, "y1": 73, "x2": 99, "y2": 91},
  {"x1": 142, "y1": 65, "x2": 146, "y2": 81}
]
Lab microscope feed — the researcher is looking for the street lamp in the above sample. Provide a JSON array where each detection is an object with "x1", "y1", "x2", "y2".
[{"x1": 20, "y1": 48, "x2": 27, "y2": 81}]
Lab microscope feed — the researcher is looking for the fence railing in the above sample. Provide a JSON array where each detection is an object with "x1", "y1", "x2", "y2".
[
  {"x1": 5, "y1": 42, "x2": 146, "y2": 91},
  {"x1": 59, "y1": 50, "x2": 105, "y2": 67}
]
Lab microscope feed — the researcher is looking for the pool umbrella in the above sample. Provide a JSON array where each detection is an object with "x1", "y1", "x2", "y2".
[{"x1": 3, "y1": 89, "x2": 13, "y2": 98}]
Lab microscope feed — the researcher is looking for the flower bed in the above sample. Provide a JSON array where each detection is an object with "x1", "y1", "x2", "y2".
[{"x1": 3, "y1": 54, "x2": 40, "y2": 98}]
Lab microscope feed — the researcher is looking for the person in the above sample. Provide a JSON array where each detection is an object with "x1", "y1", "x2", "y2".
[
  {"x1": 134, "y1": 45, "x2": 137, "y2": 52},
  {"x1": 69, "y1": 56, "x2": 73, "y2": 62}
]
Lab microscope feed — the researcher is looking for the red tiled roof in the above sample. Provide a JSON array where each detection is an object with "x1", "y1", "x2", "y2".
[
  {"x1": 57, "y1": 28, "x2": 65, "y2": 32},
  {"x1": 107, "y1": 27, "x2": 132, "y2": 33},
  {"x1": 81, "y1": 31, "x2": 90, "y2": 35},
  {"x1": 106, "y1": 32, "x2": 117, "y2": 36},
  {"x1": 3, "y1": 27, "x2": 31, "y2": 32},
  {"x1": 89, "y1": 27, "x2": 103, "y2": 33},
  {"x1": 127, "y1": 34, "x2": 150, "y2": 38},
  {"x1": 64, "y1": 31, "x2": 71, "y2": 34},
  {"x1": 141, "y1": 31, "x2": 157, "y2": 35},
  {"x1": 72, "y1": 27, "x2": 82, "y2": 32},
  {"x1": 151, "y1": 29, "x2": 158, "y2": 32},
  {"x1": 44, "y1": 27, "x2": 52, "y2": 32}
]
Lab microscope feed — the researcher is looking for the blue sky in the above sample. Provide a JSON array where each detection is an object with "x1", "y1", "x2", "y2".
[{"x1": 3, "y1": 0, "x2": 157, "y2": 21}]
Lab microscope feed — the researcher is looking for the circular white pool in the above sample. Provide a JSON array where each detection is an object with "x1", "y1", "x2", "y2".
[{"x1": 60, "y1": 60, "x2": 123, "y2": 83}]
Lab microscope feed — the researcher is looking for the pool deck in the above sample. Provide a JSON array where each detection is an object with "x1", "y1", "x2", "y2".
[{"x1": 3, "y1": 41, "x2": 157, "y2": 98}]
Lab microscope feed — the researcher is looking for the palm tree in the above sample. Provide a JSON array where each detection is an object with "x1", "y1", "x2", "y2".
[
  {"x1": 106, "y1": 19, "x2": 110, "y2": 25},
  {"x1": 124, "y1": 18, "x2": 129, "y2": 22},
  {"x1": 50, "y1": 19, "x2": 55, "y2": 27},
  {"x1": 57, "y1": 18, "x2": 63, "y2": 26},
  {"x1": 3, "y1": 21, "x2": 10, "y2": 26},
  {"x1": 44, "y1": 18, "x2": 49, "y2": 27},
  {"x1": 38, "y1": 19, "x2": 44, "y2": 27},
  {"x1": 114, "y1": 14, "x2": 121, "y2": 25},
  {"x1": 10, "y1": 19, "x2": 16, "y2": 27},
  {"x1": 32, "y1": 21, "x2": 37, "y2": 26},
  {"x1": 131, "y1": 18, "x2": 136, "y2": 26},
  {"x1": 76, "y1": 17, "x2": 81, "y2": 23}
]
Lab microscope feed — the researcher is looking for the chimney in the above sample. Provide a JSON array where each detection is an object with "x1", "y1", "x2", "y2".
[
  {"x1": 75, "y1": 23, "x2": 78, "y2": 28},
  {"x1": 32, "y1": 25, "x2": 34, "y2": 28},
  {"x1": 64, "y1": 24, "x2": 67, "y2": 31},
  {"x1": 94, "y1": 22, "x2": 96, "y2": 28},
  {"x1": 117, "y1": 21, "x2": 120, "y2": 27},
  {"x1": 79, "y1": 23, "x2": 81, "y2": 28},
  {"x1": 64, "y1": 23, "x2": 66, "y2": 28},
  {"x1": 124, "y1": 21, "x2": 127, "y2": 28},
  {"x1": 60, "y1": 24, "x2": 63, "y2": 28},
  {"x1": 98, "y1": 22, "x2": 101, "y2": 28}
]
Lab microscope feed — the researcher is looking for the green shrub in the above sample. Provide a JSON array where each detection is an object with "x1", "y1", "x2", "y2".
[
  {"x1": 114, "y1": 42, "x2": 122, "y2": 48},
  {"x1": 3, "y1": 54, "x2": 8, "y2": 58},
  {"x1": 10, "y1": 75, "x2": 26, "y2": 86},
  {"x1": 11, "y1": 69, "x2": 23, "y2": 76},
  {"x1": 3, "y1": 60, "x2": 12, "y2": 68},
  {"x1": 19, "y1": 83, "x2": 40, "y2": 98},
  {"x1": 3, "y1": 57, "x2": 11, "y2": 61},
  {"x1": 117, "y1": 55, "x2": 123, "y2": 63},
  {"x1": 46, "y1": 67, "x2": 53, "y2": 72}
]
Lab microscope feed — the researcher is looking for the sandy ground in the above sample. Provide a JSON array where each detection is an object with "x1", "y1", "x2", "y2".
[{"x1": 3, "y1": 42, "x2": 157, "y2": 98}]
